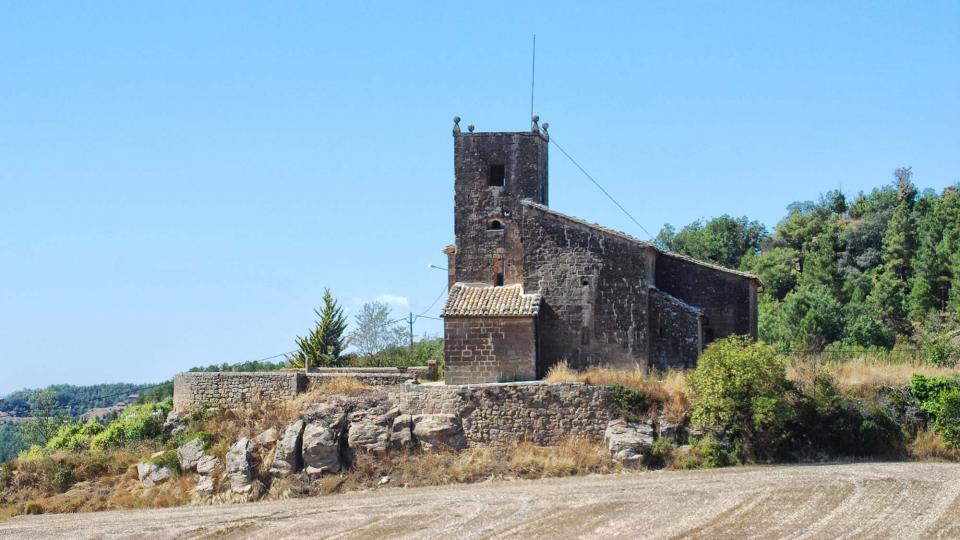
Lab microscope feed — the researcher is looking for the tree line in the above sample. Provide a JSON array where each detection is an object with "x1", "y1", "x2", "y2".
[{"x1": 657, "y1": 167, "x2": 960, "y2": 363}]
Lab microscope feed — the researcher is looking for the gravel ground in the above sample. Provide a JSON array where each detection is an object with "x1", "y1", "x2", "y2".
[{"x1": 2, "y1": 462, "x2": 959, "y2": 539}]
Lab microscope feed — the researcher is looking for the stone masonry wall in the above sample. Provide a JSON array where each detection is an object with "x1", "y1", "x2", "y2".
[
  {"x1": 444, "y1": 316, "x2": 536, "y2": 385},
  {"x1": 453, "y1": 131, "x2": 548, "y2": 287},
  {"x1": 393, "y1": 382, "x2": 615, "y2": 445},
  {"x1": 654, "y1": 253, "x2": 758, "y2": 343},
  {"x1": 648, "y1": 287, "x2": 703, "y2": 370},
  {"x1": 173, "y1": 372, "x2": 301, "y2": 412},
  {"x1": 521, "y1": 204, "x2": 655, "y2": 375},
  {"x1": 174, "y1": 370, "x2": 419, "y2": 412}
]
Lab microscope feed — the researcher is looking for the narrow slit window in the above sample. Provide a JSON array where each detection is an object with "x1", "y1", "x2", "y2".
[
  {"x1": 488, "y1": 164, "x2": 505, "y2": 187},
  {"x1": 581, "y1": 327, "x2": 590, "y2": 346}
]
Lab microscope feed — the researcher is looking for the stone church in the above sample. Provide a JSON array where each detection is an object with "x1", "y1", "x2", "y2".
[{"x1": 440, "y1": 118, "x2": 759, "y2": 384}]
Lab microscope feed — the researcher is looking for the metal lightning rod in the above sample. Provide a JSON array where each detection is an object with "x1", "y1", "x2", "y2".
[{"x1": 530, "y1": 34, "x2": 536, "y2": 127}]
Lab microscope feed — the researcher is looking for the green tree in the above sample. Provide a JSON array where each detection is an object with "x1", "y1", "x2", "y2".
[
  {"x1": 656, "y1": 215, "x2": 767, "y2": 270},
  {"x1": 289, "y1": 289, "x2": 350, "y2": 368},
  {"x1": 866, "y1": 168, "x2": 918, "y2": 335},
  {"x1": 762, "y1": 285, "x2": 845, "y2": 352},
  {"x1": 20, "y1": 390, "x2": 68, "y2": 448},
  {"x1": 741, "y1": 248, "x2": 799, "y2": 301}
]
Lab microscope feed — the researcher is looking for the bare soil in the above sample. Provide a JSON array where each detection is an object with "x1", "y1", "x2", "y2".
[{"x1": 2, "y1": 462, "x2": 960, "y2": 539}]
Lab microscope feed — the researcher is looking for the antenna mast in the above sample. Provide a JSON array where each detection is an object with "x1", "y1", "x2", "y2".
[{"x1": 530, "y1": 34, "x2": 536, "y2": 126}]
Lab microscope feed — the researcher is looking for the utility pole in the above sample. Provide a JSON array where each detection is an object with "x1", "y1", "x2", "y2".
[{"x1": 408, "y1": 312, "x2": 415, "y2": 352}]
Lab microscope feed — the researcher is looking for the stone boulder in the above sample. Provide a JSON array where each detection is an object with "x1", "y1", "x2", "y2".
[
  {"x1": 255, "y1": 428, "x2": 279, "y2": 446},
  {"x1": 657, "y1": 419, "x2": 683, "y2": 443},
  {"x1": 302, "y1": 422, "x2": 343, "y2": 475},
  {"x1": 348, "y1": 405, "x2": 400, "y2": 455},
  {"x1": 390, "y1": 414, "x2": 415, "y2": 452},
  {"x1": 270, "y1": 419, "x2": 305, "y2": 477},
  {"x1": 177, "y1": 438, "x2": 205, "y2": 472},
  {"x1": 412, "y1": 414, "x2": 467, "y2": 451},
  {"x1": 195, "y1": 475, "x2": 215, "y2": 495},
  {"x1": 137, "y1": 462, "x2": 172, "y2": 487},
  {"x1": 302, "y1": 403, "x2": 349, "y2": 475},
  {"x1": 162, "y1": 412, "x2": 187, "y2": 438},
  {"x1": 604, "y1": 419, "x2": 655, "y2": 463},
  {"x1": 226, "y1": 438, "x2": 255, "y2": 493},
  {"x1": 196, "y1": 455, "x2": 219, "y2": 476}
]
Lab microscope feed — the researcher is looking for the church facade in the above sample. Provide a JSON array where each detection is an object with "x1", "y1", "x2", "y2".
[{"x1": 440, "y1": 119, "x2": 759, "y2": 384}]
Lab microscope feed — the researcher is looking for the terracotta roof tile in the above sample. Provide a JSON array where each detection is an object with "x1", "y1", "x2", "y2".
[{"x1": 441, "y1": 283, "x2": 541, "y2": 318}]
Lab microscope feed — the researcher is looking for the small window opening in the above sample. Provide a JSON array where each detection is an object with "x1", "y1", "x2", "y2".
[
  {"x1": 581, "y1": 327, "x2": 590, "y2": 346},
  {"x1": 580, "y1": 277, "x2": 590, "y2": 287},
  {"x1": 488, "y1": 220, "x2": 504, "y2": 231},
  {"x1": 488, "y1": 164, "x2": 505, "y2": 187}
]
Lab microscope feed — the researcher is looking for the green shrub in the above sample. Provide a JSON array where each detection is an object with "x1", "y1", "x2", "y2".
[
  {"x1": 90, "y1": 399, "x2": 171, "y2": 450},
  {"x1": 793, "y1": 372, "x2": 904, "y2": 458},
  {"x1": 149, "y1": 450, "x2": 180, "y2": 474},
  {"x1": 610, "y1": 385, "x2": 649, "y2": 421},
  {"x1": 52, "y1": 465, "x2": 74, "y2": 491},
  {"x1": 646, "y1": 439, "x2": 674, "y2": 469},
  {"x1": 46, "y1": 419, "x2": 105, "y2": 451},
  {"x1": 688, "y1": 336, "x2": 794, "y2": 460},
  {"x1": 935, "y1": 391, "x2": 960, "y2": 449},
  {"x1": 910, "y1": 374, "x2": 960, "y2": 420},
  {"x1": 0, "y1": 461, "x2": 14, "y2": 487}
]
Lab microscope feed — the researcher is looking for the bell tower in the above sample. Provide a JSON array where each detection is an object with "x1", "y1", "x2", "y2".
[{"x1": 451, "y1": 116, "x2": 549, "y2": 286}]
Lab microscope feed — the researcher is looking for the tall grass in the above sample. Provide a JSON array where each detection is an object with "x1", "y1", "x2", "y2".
[{"x1": 545, "y1": 362, "x2": 690, "y2": 422}]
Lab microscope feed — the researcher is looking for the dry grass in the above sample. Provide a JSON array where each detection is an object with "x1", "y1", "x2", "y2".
[
  {"x1": 788, "y1": 357, "x2": 960, "y2": 398},
  {"x1": 0, "y1": 447, "x2": 194, "y2": 516},
  {"x1": 303, "y1": 437, "x2": 619, "y2": 497},
  {"x1": 909, "y1": 429, "x2": 960, "y2": 461},
  {"x1": 313, "y1": 376, "x2": 372, "y2": 395},
  {"x1": 545, "y1": 362, "x2": 690, "y2": 422}
]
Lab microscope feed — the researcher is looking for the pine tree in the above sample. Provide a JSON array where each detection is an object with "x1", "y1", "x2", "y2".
[
  {"x1": 870, "y1": 168, "x2": 918, "y2": 334},
  {"x1": 288, "y1": 289, "x2": 349, "y2": 369},
  {"x1": 909, "y1": 193, "x2": 949, "y2": 317}
]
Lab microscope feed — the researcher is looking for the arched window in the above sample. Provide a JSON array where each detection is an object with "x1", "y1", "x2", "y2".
[{"x1": 487, "y1": 220, "x2": 504, "y2": 231}]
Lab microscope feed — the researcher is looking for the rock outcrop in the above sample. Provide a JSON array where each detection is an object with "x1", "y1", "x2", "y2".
[
  {"x1": 348, "y1": 404, "x2": 399, "y2": 455},
  {"x1": 137, "y1": 462, "x2": 172, "y2": 488},
  {"x1": 270, "y1": 419, "x2": 305, "y2": 477},
  {"x1": 390, "y1": 414, "x2": 415, "y2": 452},
  {"x1": 412, "y1": 414, "x2": 467, "y2": 450},
  {"x1": 226, "y1": 438, "x2": 255, "y2": 493},
  {"x1": 177, "y1": 438, "x2": 205, "y2": 472},
  {"x1": 604, "y1": 419, "x2": 655, "y2": 463},
  {"x1": 302, "y1": 403, "x2": 348, "y2": 475}
]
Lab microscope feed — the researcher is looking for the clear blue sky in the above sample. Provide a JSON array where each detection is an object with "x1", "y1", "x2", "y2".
[{"x1": 1, "y1": 2, "x2": 957, "y2": 395}]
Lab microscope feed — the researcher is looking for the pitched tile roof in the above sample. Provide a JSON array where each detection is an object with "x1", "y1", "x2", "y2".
[{"x1": 441, "y1": 283, "x2": 541, "y2": 318}]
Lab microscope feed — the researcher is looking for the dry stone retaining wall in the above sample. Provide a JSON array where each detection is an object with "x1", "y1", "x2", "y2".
[
  {"x1": 173, "y1": 371, "x2": 418, "y2": 412},
  {"x1": 174, "y1": 373, "x2": 616, "y2": 447},
  {"x1": 393, "y1": 382, "x2": 615, "y2": 445}
]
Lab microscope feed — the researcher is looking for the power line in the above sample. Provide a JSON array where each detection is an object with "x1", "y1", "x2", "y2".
[
  {"x1": 415, "y1": 284, "x2": 449, "y2": 319},
  {"x1": 549, "y1": 135, "x2": 657, "y2": 242}
]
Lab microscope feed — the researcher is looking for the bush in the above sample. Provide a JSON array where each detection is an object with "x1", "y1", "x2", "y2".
[
  {"x1": 610, "y1": 385, "x2": 650, "y2": 421},
  {"x1": 688, "y1": 336, "x2": 794, "y2": 460},
  {"x1": 935, "y1": 391, "x2": 960, "y2": 449},
  {"x1": 90, "y1": 399, "x2": 171, "y2": 450},
  {"x1": 792, "y1": 372, "x2": 904, "y2": 458},
  {"x1": 46, "y1": 419, "x2": 105, "y2": 451},
  {"x1": 910, "y1": 374, "x2": 960, "y2": 420}
]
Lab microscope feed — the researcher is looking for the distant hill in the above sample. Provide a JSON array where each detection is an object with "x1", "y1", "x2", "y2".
[{"x1": 0, "y1": 383, "x2": 155, "y2": 418}]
